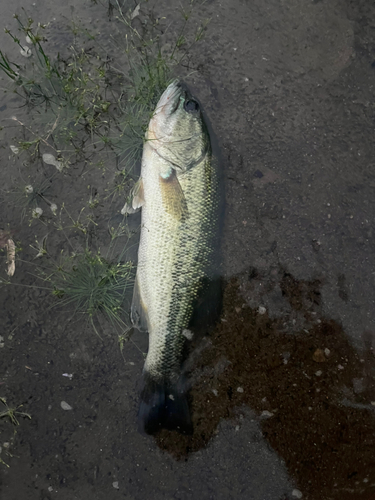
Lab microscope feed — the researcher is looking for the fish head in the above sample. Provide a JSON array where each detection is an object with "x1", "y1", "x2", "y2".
[{"x1": 147, "y1": 80, "x2": 210, "y2": 172}]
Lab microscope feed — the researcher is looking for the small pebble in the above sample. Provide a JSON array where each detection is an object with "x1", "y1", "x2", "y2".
[
  {"x1": 212, "y1": 389, "x2": 218, "y2": 396},
  {"x1": 20, "y1": 47, "x2": 32, "y2": 58},
  {"x1": 324, "y1": 348, "x2": 331, "y2": 357},
  {"x1": 60, "y1": 401, "x2": 73, "y2": 411},
  {"x1": 182, "y1": 329, "x2": 193, "y2": 340},
  {"x1": 42, "y1": 153, "x2": 63, "y2": 172},
  {"x1": 258, "y1": 306, "x2": 266, "y2": 315},
  {"x1": 260, "y1": 410, "x2": 273, "y2": 418},
  {"x1": 315, "y1": 370, "x2": 322, "y2": 377},
  {"x1": 313, "y1": 349, "x2": 326, "y2": 363},
  {"x1": 292, "y1": 489, "x2": 303, "y2": 499},
  {"x1": 10, "y1": 145, "x2": 19, "y2": 154},
  {"x1": 48, "y1": 486, "x2": 53, "y2": 493},
  {"x1": 112, "y1": 481, "x2": 119, "y2": 489},
  {"x1": 237, "y1": 387, "x2": 244, "y2": 393},
  {"x1": 337, "y1": 364, "x2": 344, "y2": 370}
]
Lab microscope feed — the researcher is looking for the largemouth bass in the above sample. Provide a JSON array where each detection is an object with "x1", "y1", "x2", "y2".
[{"x1": 130, "y1": 80, "x2": 219, "y2": 434}]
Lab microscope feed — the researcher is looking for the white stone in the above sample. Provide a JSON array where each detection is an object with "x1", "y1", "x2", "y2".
[
  {"x1": 292, "y1": 489, "x2": 303, "y2": 499},
  {"x1": 60, "y1": 401, "x2": 73, "y2": 411}
]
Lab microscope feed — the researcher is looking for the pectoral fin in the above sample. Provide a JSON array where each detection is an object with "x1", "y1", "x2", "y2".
[
  {"x1": 159, "y1": 169, "x2": 188, "y2": 220},
  {"x1": 131, "y1": 276, "x2": 149, "y2": 332},
  {"x1": 121, "y1": 178, "x2": 145, "y2": 215}
]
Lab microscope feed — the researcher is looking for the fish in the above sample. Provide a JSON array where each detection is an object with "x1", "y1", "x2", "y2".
[{"x1": 129, "y1": 80, "x2": 220, "y2": 434}]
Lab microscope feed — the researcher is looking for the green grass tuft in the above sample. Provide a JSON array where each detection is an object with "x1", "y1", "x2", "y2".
[{"x1": 52, "y1": 251, "x2": 133, "y2": 332}]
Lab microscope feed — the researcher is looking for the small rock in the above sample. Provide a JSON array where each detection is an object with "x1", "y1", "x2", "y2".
[
  {"x1": 313, "y1": 348, "x2": 326, "y2": 363},
  {"x1": 258, "y1": 306, "x2": 266, "y2": 315},
  {"x1": 324, "y1": 348, "x2": 331, "y2": 357},
  {"x1": 337, "y1": 364, "x2": 344, "y2": 370},
  {"x1": 236, "y1": 387, "x2": 244, "y2": 393},
  {"x1": 112, "y1": 481, "x2": 119, "y2": 489},
  {"x1": 20, "y1": 47, "x2": 32, "y2": 58},
  {"x1": 42, "y1": 153, "x2": 63, "y2": 172},
  {"x1": 60, "y1": 401, "x2": 73, "y2": 411},
  {"x1": 260, "y1": 410, "x2": 273, "y2": 418},
  {"x1": 315, "y1": 370, "x2": 322, "y2": 377},
  {"x1": 292, "y1": 489, "x2": 303, "y2": 499},
  {"x1": 182, "y1": 329, "x2": 193, "y2": 340}
]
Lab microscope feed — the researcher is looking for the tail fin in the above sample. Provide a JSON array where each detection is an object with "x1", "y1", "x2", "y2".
[{"x1": 138, "y1": 377, "x2": 193, "y2": 435}]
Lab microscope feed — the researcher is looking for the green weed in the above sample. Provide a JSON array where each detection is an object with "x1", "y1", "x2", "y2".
[
  {"x1": 50, "y1": 250, "x2": 133, "y2": 334},
  {"x1": 0, "y1": 397, "x2": 31, "y2": 426}
]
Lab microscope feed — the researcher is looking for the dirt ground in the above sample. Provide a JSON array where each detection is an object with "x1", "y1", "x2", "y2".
[{"x1": 0, "y1": 0, "x2": 375, "y2": 499}]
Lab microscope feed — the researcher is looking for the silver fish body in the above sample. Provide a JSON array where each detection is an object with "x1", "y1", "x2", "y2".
[{"x1": 130, "y1": 80, "x2": 219, "y2": 433}]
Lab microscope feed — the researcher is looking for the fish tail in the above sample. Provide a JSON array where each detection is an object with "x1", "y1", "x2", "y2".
[{"x1": 138, "y1": 375, "x2": 193, "y2": 435}]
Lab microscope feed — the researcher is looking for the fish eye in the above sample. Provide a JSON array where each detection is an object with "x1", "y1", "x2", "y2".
[{"x1": 184, "y1": 99, "x2": 199, "y2": 113}]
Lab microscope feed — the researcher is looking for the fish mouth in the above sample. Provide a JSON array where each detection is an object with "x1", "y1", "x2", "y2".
[{"x1": 154, "y1": 80, "x2": 185, "y2": 117}]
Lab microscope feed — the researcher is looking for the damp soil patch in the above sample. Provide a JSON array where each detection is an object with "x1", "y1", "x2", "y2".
[{"x1": 155, "y1": 275, "x2": 375, "y2": 500}]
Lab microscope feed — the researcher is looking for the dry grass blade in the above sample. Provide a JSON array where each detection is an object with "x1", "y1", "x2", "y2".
[{"x1": 5, "y1": 239, "x2": 16, "y2": 277}]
